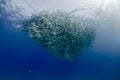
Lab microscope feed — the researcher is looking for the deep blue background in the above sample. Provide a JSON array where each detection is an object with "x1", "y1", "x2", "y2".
[{"x1": 0, "y1": 7, "x2": 120, "y2": 80}]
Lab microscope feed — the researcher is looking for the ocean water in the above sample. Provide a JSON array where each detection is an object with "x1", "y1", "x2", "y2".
[{"x1": 0, "y1": 0, "x2": 120, "y2": 80}]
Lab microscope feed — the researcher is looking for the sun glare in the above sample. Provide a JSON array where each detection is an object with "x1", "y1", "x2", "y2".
[{"x1": 104, "y1": 0, "x2": 112, "y2": 5}]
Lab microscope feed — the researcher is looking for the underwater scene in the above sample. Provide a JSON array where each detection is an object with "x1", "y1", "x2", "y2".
[{"x1": 0, "y1": 0, "x2": 120, "y2": 80}]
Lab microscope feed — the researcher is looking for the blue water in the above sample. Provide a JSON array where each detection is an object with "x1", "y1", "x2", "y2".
[{"x1": 0, "y1": 2, "x2": 120, "y2": 80}]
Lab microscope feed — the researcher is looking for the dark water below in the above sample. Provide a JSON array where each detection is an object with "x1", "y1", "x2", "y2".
[{"x1": 1, "y1": 17, "x2": 120, "y2": 80}]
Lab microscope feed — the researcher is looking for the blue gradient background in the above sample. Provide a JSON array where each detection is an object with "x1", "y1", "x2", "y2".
[{"x1": 0, "y1": 1, "x2": 120, "y2": 80}]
